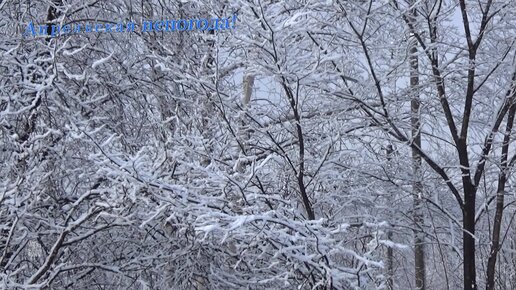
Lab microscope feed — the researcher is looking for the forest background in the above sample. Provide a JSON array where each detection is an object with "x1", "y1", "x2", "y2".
[{"x1": 1, "y1": 0, "x2": 516, "y2": 289}]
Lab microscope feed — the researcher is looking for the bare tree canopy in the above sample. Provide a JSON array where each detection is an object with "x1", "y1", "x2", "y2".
[{"x1": 1, "y1": 0, "x2": 515, "y2": 289}]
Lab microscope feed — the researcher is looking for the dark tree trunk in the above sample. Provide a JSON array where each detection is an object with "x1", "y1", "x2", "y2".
[
  {"x1": 463, "y1": 181, "x2": 477, "y2": 290},
  {"x1": 486, "y1": 105, "x2": 516, "y2": 290}
]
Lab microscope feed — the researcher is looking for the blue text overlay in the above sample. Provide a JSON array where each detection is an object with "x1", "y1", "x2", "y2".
[{"x1": 24, "y1": 14, "x2": 237, "y2": 38}]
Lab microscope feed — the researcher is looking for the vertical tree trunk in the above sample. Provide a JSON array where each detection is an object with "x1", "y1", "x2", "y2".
[
  {"x1": 411, "y1": 62, "x2": 426, "y2": 290},
  {"x1": 385, "y1": 145, "x2": 395, "y2": 290},
  {"x1": 463, "y1": 181, "x2": 477, "y2": 289},
  {"x1": 486, "y1": 105, "x2": 516, "y2": 290},
  {"x1": 408, "y1": 4, "x2": 425, "y2": 289},
  {"x1": 386, "y1": 226, "x2": 394, "y2": 290}
]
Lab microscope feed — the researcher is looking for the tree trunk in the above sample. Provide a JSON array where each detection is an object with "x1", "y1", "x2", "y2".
[
  {"x1": 463, "y1": 182, "x2": 477, "y2": 290},
  {"x1": 386, "y1": 228, "x2": 394, "y2": 290},
  {"x1": 486, "y1": 105, "x2": 516, "y2": 290},
  {"x1": 408, "y1": 3, "x2": 425, "y2": 289},
  {"x1": 385, "y1": 145, "x2": 395, "y2": 290}
]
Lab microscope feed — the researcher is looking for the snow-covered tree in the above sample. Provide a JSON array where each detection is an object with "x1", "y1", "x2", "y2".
[{"x1": 1, "y1": 0, "x2": 516, "y2": 289}]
